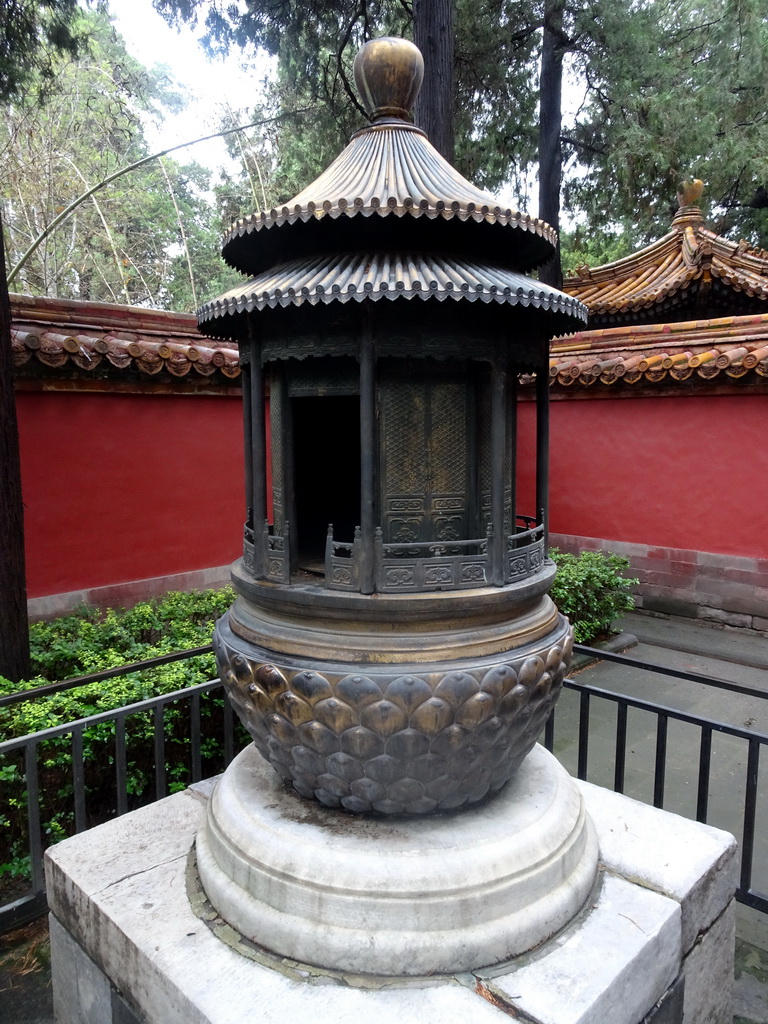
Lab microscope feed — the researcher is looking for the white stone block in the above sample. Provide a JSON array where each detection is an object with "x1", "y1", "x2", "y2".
[
  {"x1": 47, "y1": 790, "x2": 505, "y2": 1024},
  {"x1": 50, "y1": 913, "x2": 112, "y2": 1024},
  {"x1": 45, "y1": 764, "x2": 736, "y2": 1024},
  {"x1": 680, "y1": 902, "x2": 735, "y2": 1024},
  {"x1": 577, "y1": 781, "x2": 737, "y2": 952},
  {"x1": 483, "y1": 873, "x2": 681, "y2": 1024}
]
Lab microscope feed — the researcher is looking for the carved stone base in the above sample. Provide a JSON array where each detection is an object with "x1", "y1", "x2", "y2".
[
  {"x1": 197, "y1": 743, "x2": 599, "y2": 975},
  {"x1": 213, "y1": 609, "x2": 572, "y2": 815}
]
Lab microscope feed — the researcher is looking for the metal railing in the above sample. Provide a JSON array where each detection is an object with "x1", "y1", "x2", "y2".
[
  {"x1": 0, "y1": 668, "x2": 238, "y2": 933},
  {"x1": 544, "y1": 644, "x2": 768, "y2": 914},
  {"x1": 1, "y1": 640, "x2": 766, "y2": 933}
]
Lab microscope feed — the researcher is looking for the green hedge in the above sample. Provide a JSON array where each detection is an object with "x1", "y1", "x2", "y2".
[
  {"x1": 0, "y1": 586, "x2": 241, "y2": 882},
  {"x1": 549, "y1": 548, "x2": 638, "y2": 643}
]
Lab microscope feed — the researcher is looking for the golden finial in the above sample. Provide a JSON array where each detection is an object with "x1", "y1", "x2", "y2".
[
  {"x1": 677, "y1": 179, "x2": 704, "y2": 209},
  {"x1": 353, "y1": 37, "x2": 424, "y2": 123}
]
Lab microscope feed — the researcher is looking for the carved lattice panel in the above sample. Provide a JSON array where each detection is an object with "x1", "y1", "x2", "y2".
[
  {"x1": 380, "y1": 367, "x2": 470, "y2": 544},
  {"x1": 477, "y1": 371, "x2": 512, "y2": 535}
]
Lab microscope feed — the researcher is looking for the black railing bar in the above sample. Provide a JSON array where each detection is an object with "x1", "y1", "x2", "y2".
[
  {"x1": 72, "y1": 726, "x2": 86, "y2": 833},
  {"x1": 740, "y1": 739, "x2": 760, "y2": 894},
  {"x1": 563, "y1": 677, "x2": 768, "y2": 745},
  {"x1": 0, "y1": 679, "x2": 223, "y2": 754},
  {"x1": 737, "y1": 888, "x2": 768, "y2": 914},
  {"x1": 0, "y1": 644, "x2": 215, "y2": 708},
  {"x1": 0, "y1": 892, "x2": 49, "y2": 933},
  {"x1": 544, "y1": 706, "x2": 555, "y2": 751},
  {"x1": 154, "y1": 705, "x2": 166, "y2": 801},
  {"x1": 653, "y1": 715, "x2": 668, "y2": 809},
  {"x1": 224, "y1": 697, "x2": 234, "y2": 765},
  {"x1": 614, "y1": 703, "x2": 627, "y2": 794},
  {"x1": 115, "y1": 715, "x2": 128, "y2": 817},
  {"x1": 24, "y1": 742, "x2": 43, "y2": 893},
  {"x1": 577, "y1": 691, "x2": 590, "y2": 779},
  {"x1": 573, "y1": 644, "x2": 768, "y2": 701},
  {"x1": 191, "y1": 692, "x2": 202, "y2": 784},
  {"x1": 696, "y1": 726, "x2": 712, "y2": 823}
]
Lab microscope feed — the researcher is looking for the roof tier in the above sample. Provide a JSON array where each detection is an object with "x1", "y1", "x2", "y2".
[
  {"x1": 221, "y1": 37, "x2": 558, "y2": 282},
  {"x1": 202, "y1": 37, "x2": 589, "y2": 336},
  {"x1": 222, "y1": 120, "x2": 557, "y2": 276},
  {"x1": 565, "y1": 185, "x2": 768, "y2": 327},
  {"x1": 199, "y1": 251, "x2": 586, "y2": 336}
]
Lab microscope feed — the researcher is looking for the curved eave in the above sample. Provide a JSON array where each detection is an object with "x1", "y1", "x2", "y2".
[
  {"x1": 222, "y1": 123, "x2": 557, "y2": 275},
  {"x1": 565, "y1": 219, "x2": 768, "y2": 316},
  {"x1": 197, "y1": 252, "x2": 587, "y2": 333}
]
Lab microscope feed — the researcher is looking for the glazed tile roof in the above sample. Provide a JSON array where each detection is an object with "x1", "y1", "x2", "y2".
[
  {"x1": 11, "y1": 294, "x2": 240, "y2": 382},
  {"x1": 564, "y1": 185, "x2": 768, "y2": 327},
  {"x1": 545, "y1": 312, "x2": 768, "y2": 390},
  {"x1": 199, "y1": 251, "x2": 587, "y2": 334}
]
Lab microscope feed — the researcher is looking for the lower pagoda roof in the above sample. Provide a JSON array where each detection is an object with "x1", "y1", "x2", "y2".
[{"x1": 198, "y1": 251, "x2": 587, "y2": 335}]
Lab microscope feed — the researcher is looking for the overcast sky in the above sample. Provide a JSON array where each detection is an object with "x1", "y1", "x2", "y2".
[{"x1": 107, "y1": 0, "x2": 266, "y2": 173}]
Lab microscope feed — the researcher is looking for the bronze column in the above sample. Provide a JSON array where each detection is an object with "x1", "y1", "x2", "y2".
[
  {"x1": 360, "y1": 312, "x2": 376, "y2": 594},
  {"x1": 248, "y1": 320, "x2": 267, "y2": 576},
  {"x1": 535, "y1": 364, "x2": 550, "y2": 550},
  {"x1": 490, "y1": 341, "x2": 508, "y2": 585}
]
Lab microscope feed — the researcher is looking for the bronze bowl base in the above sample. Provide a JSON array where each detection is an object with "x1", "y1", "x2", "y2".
[{"x1": 213, "y1": 605, "x2": 572, "y2": 815}]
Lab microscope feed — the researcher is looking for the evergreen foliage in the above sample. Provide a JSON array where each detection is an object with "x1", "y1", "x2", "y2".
[
  {"x1": 549, "y1": 549, "x2": 638, "y2": 644},
  {"x1": 0, "y1": 0, "x2": 86, "y2": 104},
  {"x1": 153, "y1": 0, "x2": 768, "y2": 250},
  {"x1": 0, "y1": 586, "x2": 240, "y2": 882},
  {"x1": 567, "y1": 0, "x2": 768, "y2": 249},
  {"x1": 0, "y1": 7, "x2": 238, "y2": 310}
]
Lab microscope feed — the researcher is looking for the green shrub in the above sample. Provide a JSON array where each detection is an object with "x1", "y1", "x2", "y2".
[
  {"x1": 549, "y1": 549, "x2": 638, "y2": 644},
  {"x1": 0, "y1": 586, "x2": 245, "y2": 882}
]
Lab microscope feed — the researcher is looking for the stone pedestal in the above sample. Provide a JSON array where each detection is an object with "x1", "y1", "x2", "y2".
[
  {"x1": 197, "y1": 744, "x2": 597, "y2": 975},
  {"x1": 46, "y1": 747, "x2": 737, "y2": 1024}
]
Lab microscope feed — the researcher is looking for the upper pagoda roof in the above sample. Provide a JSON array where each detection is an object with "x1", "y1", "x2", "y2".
[
  {"x1": 564, "y1": 181, "x2": 768, "y2": 327},
  {"x1": 220, "y1": 37, "x2": 557, "y2": 280}
]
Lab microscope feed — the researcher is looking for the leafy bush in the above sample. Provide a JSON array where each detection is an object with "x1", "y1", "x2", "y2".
[
  {"x1": 549, "y1": 549, "x2": 638, "y2": 644},
  {"x1": 0, "y1": 586, "x2": 244, "y2": 883}
]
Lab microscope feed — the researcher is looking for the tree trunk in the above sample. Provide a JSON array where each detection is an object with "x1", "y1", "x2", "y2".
[
  {"x1": 538, "y1": 0, "x2": 565, "y2": 288},
  {"x1": 0, "y1": 212, "x2": 31, "y2": 683},
  {"x1": 413, "y1": 0, "x2": 455, "y2": 162}
]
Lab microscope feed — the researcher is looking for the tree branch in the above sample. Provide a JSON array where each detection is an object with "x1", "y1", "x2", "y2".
[{"x1": 8, "y1": 110, "x2": 309, "y2": 287}]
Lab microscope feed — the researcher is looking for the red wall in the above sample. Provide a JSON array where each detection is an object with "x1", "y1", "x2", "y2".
[
  {"x1": 17, "y1": 391, "x2": 244, "y2": 598},
  {"x1": 519, "y1": 391, "x2": 768, "y2": 560},
  {"x1": 18, "y1": 386, "x2": 767, "y2": 601}
]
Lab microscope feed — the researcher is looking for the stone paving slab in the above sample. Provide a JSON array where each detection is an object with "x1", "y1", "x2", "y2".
[{"x1": 619, "y1": 612, "x2": 768, "y2": 673}]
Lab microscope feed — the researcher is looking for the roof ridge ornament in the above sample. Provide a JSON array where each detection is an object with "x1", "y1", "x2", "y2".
[
  {"x1": 353, "y1": 37, "x2": 424, "y2": 124},
  {"x1": 673, "y1": 178, "x2": 705, "y2": 228}
]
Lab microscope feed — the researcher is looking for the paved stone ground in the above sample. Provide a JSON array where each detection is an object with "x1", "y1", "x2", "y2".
[
  {"x1": 0, "y1": 919, "x2": 53, "y2": 1024},
  {"x1": 1, "y1": 610, "x2": 767, "y2": 1023},
  {"x1": 735, "y1": 939, "x2": 768, "y2": 1024}
]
